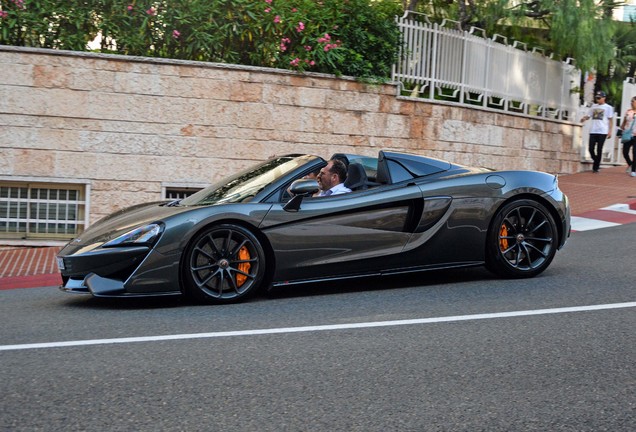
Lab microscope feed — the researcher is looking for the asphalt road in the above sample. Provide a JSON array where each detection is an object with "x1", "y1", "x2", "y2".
[{"x1": 1, "y1": 225, "x2": 635, "y2": 431}]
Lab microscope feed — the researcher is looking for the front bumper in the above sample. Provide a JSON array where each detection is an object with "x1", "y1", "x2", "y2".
[
  {"x1": 58, "y1": 245, "x2": 182, "y2": 298},
  {"x1": 59, "y1": 273, "x2": 181, "y2": 297}
]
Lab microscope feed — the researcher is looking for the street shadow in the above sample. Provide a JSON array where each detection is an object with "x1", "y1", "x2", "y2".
[
  {"x1": 60, "y1": 294, "x2": 188, "y2": 310},
  {"x1": 59, "y1": 266, "x2": 495, "y2": 310},
  {"x1": 265, "y1": 266, "x2": 494, "y2": 300}
]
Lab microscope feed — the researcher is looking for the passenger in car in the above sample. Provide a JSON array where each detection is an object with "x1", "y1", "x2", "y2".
[
  {"x1": 316, "y1": 159, "x2": 351, "y2": 196},
  {"x1": 303, "y1": 168, "x2": 320, "y2": 180}
]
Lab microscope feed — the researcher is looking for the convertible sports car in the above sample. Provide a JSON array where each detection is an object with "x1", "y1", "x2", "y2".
[{"x1": 57, "y1": 151, "x2": 570, "y2": 304}]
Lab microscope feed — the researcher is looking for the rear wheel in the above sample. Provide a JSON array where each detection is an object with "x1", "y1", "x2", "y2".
[
  {"x1": 183, "y1": 224, "x2": 265, "y2": 304},
  {"x1": 486, "y1": 199, "x2": 558, "y2": 278}
]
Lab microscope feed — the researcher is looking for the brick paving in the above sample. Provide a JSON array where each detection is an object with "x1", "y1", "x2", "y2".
[
  {"x1": 0, "y1": 246, "x2": 61, "y2": 277},
  {"x1": 558, "y1": 165, "x2": 636, "y2": 215},
  {"x1": 0, "y1": 246, "x2": 62, "y2": 289},
  {"x1": 1, "y1": 164, "x2": 635, "y2": 290}
]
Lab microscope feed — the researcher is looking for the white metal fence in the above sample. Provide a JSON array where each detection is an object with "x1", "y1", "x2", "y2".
[{"x1": 392, "y1": 12, "x2": 581, "y2": 122}]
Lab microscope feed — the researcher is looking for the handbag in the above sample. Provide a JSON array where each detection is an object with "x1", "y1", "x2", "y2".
[{"x1": 622, "y1": 117, "x2": 636, "y2": 143}]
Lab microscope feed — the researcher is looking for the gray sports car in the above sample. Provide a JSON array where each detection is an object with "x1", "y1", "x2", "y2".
[{"x1": 57, "y1": 151, "x2": 570, "y2": 303}]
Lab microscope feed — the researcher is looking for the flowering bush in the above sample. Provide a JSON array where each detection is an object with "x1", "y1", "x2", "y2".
[
  {"x1": 0, "y1": 0, "x2": 97, "y2": 50},
  {"x1": 0, "y1": 0, "x2": 401, "y2": 79}
]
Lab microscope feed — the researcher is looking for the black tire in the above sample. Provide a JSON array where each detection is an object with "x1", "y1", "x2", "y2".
[
  {"x1": 486, "y1": 199, "x2": 558, "y2": 278},
  {"x1": 183, "y1": 224, "x2": 265, "y2": 304}
]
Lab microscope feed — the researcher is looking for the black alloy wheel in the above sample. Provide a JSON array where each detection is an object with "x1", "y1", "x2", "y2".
[
  {"x1": 184, "y1": 224, "x2": 265, "y2": 303},
  {"x1": 486, "y1": 199, "x2": 558, "y2": 278}
]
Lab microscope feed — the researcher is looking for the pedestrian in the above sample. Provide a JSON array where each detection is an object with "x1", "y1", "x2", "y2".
[
  {"x1": 581, "y1": 91, "x2": 614, "y2": 173},
  {"x1": 619, "y1": 95, "x2": 636, "y2": 177}
]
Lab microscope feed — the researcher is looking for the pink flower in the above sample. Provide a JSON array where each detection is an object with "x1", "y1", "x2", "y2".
[
  {"x1": 172, "y1": 30, "x2": 181, "y2": 39},
  {"x1": 127, "y1": 5, "x2": 133, "y2": 11},
  {"x1": 264, "y1": 7, "x2": 271, "y2": 12},
  {"x1": 296, "y1": 22, "x2": 305, "y2": 32},
  {"x1": 146, "y1": 7, "x2": 157, "y2": 16},
  {"x1": 290, "y1": 58, "x2": 301, "y2": 67},
  {"x1": 324, "y1": 43, "x2": 340, "y2": 52},
  {"x1": 305, "y1": 60, "x2": 316, "y2": 66},
  {"x1": 280, "y1": 37, "x2": 291, "y2": 52},
  {"x1": 274, "y1": 15, "x2": 281, "y2": 23},
  {"x1": 317, "y1": 34, "x2": 331, "y2": 43},
  {"x1": 0, "y1": 11, "x2": 7, "y2": 18},
  {"x1": 291, "y1": 8, "x2": 297, "y2": 12},
  {"x1": 319, "y1": 34, "x2": 341, "y2": 52},
  {"x1": 265, "y1": 0, "x2": 272, "y2": 3},
  {"x1": 304, "y1": 45, "x2": 312, "y2": 51}
]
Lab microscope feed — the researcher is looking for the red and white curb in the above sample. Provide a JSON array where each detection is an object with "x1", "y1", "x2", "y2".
[{"x1": 571, "y1": 202, "x2": 636, "y2": 232}]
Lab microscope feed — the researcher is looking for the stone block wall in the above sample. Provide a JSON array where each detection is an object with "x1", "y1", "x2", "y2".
[{"x1": 0, "y1": 46, "x2": 582, "y2": 225}]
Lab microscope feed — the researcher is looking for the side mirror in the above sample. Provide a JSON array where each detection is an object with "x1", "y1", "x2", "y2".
[
  {"x1": 283, "y1": 179, "x2": 319, "y2": 212},
  {"x1": 289, "y1": 179, "x2": 319, "y2": 196}
]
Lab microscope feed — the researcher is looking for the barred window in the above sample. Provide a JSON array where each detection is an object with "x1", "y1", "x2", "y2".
[
  {"x1": 162, "y1": 184, "x2": 206, "y2": 201},
  {"x1": 0, "y1": 182, "x2": 86, "y2": 240},
  {"x1": 164, "y1": 187, "x2": 201, "y2": 200}
]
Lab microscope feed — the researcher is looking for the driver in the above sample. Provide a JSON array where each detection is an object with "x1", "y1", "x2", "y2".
[{"x1": 316, "y1": 159, "x2": 351, "y2": 196}]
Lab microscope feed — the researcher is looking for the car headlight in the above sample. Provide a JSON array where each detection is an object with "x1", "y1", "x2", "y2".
[{"x1": 103, "y1": 223, "x2": 164, "y2": 247}]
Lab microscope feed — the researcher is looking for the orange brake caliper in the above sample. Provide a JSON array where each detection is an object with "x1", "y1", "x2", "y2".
[
  {"x1": 236, "y1": 246, "x2": 251, "y2": 287},
  {"x1": 499, "y1": 224, "x2": 509, "y2": 251}
]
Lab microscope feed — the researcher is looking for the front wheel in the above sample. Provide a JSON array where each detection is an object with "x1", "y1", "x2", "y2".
[
  {"x1": 486, "y1": 199, "x2": 558, "y2": 278},
  {"x1": 183, "y1": 224, "x2": 265, "y2": 304}
]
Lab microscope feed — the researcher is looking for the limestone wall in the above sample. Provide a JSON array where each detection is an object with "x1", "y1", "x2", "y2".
[{"x1": 0, "y1": 46, "x2": 582, "y2": 224}]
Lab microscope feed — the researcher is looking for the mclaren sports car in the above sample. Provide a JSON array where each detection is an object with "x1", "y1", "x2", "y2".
[{"x1": 57, "y1": 151, "x2": 570, "y2": 303}]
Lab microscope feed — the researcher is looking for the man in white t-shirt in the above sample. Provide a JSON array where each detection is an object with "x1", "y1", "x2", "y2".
[{"x1": 581, "y1": 91, "x2": 614, "y2": 173}]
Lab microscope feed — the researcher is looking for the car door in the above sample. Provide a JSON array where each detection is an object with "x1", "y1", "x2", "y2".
[{"x1": 258, "y1": 184, "x2": 425, "y2": 283}]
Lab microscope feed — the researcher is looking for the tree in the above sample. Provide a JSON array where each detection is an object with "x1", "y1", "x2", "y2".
[{"x1": 596, "y1": 20, "x2": 636, "y2": 112}]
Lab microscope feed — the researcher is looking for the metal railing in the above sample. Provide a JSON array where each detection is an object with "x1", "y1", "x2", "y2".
[{"x1": 392, "y1": 12, "x2": 581, "y2": 122}]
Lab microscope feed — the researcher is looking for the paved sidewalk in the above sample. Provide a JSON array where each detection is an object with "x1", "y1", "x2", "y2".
[
  {"x1": 0, "y1": 246, "x2": 62, "y2": 290},
  {"x1": 1, "y1": 164, "x2": 635, "y2": 290},
  {"x1": 558, "y1": 165, "x2": 636, "y2": 215}
]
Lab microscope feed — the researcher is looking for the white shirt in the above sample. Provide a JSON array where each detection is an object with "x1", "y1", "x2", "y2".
[
  {"x1": 318, "y1": 183, "x2": 351, "y2": 196},
  {"x1": 587, "y1": 103, "x2": 614, "y2": 135}
]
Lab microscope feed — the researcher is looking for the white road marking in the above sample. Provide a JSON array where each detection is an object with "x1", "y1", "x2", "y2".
[
  {"x1": 570, "y1": 216, "x2": 620, "y2": 231},
  {"x1": 1, "y1": 302, "x2": 635, "y2": 352},
  {"x1": 601, "y1": 203, "x2": 636, "y2": 215}
]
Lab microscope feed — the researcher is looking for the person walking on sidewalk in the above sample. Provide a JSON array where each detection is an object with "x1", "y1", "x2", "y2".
[
  {"x1": 581, "y1": 91, "x2": 614, "y2": 173},
  {"x1": 619, "y1": 95, "x2": 636, "y2": 177}
]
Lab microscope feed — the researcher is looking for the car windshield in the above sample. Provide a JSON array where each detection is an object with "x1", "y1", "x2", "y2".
[{"x1": 180, "y1": 155, "x2": 318, "y2": 206}]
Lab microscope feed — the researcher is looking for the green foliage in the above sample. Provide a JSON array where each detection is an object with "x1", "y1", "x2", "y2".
[
  {"x1": 549, "y1": 0, "x2": 615, "y2": 73},
  {"x1": 609, "y1": 21, "x2": 636, "y2": 81},
  {"x1": 0, "y1": 0, "x2": 97, "y2": 50},
  {"x1": 0, "y1": 0, "x2": 401, "y2": 80},
  {"x1": 596, "y1": 20, "x2": 636, "y2": 111}
]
